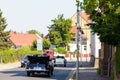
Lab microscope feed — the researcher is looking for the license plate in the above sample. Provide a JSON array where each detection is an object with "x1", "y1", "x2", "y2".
[{"x1": 34, "y1": 67, "x2": 41, "y2": 70}]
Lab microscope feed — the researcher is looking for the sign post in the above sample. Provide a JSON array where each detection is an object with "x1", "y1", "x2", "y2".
[{"x1": 37, "y1": 38, "x2": 42, "y2": 50}]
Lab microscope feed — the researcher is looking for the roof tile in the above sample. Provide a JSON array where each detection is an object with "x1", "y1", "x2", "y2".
[{"x1": 10, "y1": 32, "x2": 40, "y2": 46}]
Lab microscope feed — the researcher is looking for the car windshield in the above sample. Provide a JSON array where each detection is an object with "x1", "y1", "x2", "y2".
[
  {"x1": 56, "y1": 56, "x2": 64, "y2": 59},
  {"x1": 28, "y1": 55, "x2": 50, "y2": 64},
  {"x1": 22, "y1": 54, "x2": 32, "y2": 60},
  {"x1": 23, "y1": 56, "x2": 28, "y2": 59}
]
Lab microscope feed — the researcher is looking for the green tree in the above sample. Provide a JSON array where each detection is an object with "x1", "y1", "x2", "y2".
[
  {"x1": 80, "y1": 0, "x2": 120, "y2": 46},
  {"x1": 0, "y1": 9, "x2": 12, "y2": 50},
  {"x1": 31, "y1": 40, "x2": 37, "y2": 50},
  {"x1": 27, "y1": 29, "x2": 41, "y2": 36},
  {"x1": 48, "y1": 14, "x2": 72, "y2": 47},
  {"x1": 80, "y1": 0, "x2": 120, "y2": 79},
  {"x1": 31, "y1": 38, "x2": 51, "y2": 50},
  {"x1": 42, "y1": 38, "x2": 51, "y2": 50}
]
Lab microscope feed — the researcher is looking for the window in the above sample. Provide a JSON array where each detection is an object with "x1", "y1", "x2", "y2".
[{"x1": 84, "y1": 45, "x2": 86, "y2": 50}]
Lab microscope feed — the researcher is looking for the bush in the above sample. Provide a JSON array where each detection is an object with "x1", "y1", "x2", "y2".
[
  {"x1": 0, "y1": 46, "x2": 42, "y2": 63},
  {"x1": 17, "y1": 46, "x2": 31, "y2": 54},
  {"x1": 55, "y1": 47, "x2": 67, "y2": 54}
]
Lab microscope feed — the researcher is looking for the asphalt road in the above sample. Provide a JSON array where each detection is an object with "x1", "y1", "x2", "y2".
[{"x1": 0, "y1": 61, "x2": 76, "y2": 80}]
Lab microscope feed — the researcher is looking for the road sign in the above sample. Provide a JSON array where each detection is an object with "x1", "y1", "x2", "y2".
[{"x1": 37, "y1": 38, "x2": 42, "y2": 50}]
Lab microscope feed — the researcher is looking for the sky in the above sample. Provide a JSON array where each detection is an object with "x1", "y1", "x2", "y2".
[{"x1": 0, "y1": 0, "x2": 78, "y2": 35}]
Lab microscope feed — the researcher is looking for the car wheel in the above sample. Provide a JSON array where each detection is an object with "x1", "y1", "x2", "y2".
[
  {"x1": 47, "y1": 70, "x2": 51, "y2": 77},
  {"x1": 27, "y1": 71, "x2": 30, "y2": 76},
  {"x1": 64, "y1": 64, "x2": 66, "y2": 67},
  {"x1": 51, "y1": 69, "x2": 53, "y2": 75},
  {"x1": 21, "y1": 64, "x2": 23, "y2": 67},
  {"x1": 32, "y1": 72, "x2": 34, "y2": 75},
  {"x1": 51, "y1": 72, "x2": 53, "y2": 75}
]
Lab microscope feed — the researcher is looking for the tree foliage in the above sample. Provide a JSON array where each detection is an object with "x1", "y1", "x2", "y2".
[
  {"x1": 0, "y1": 9, "x2": 12, "y2": 50},
  {"x1": 80, "y1": 0, "x2": 120, "y2": 46},
  {"x1": 54, "y1": 47, "x2": 67, "y2": 54},
  {"x1": 42, "y1": 38, "x2": 51, "y2": 50},
  {"x1": 48, "y1": 14, "x2": 72, "y2": 47},
  {"x1": 31, "y1": 40, "x2": 37, "y2": 50},
  {"x1": 31, "y1": 38, "x2": 51, "y2": 50},
  {"x1": 27, "y1": 29, "x2": 41, "y2": 36}
]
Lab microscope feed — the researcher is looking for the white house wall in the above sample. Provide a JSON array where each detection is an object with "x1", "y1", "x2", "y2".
[
  {"x1": 95, "y1": 34, "x2": 101, "y2": 58},
  {"x1": 69, "y1": 43, "x2": 77, "y2": 52},
  {"x1": 91, "y1": 32, "x2": 101, "y2": 58},
  {"x1": 91, "y1": 32, "x2": 95, "y2": 56}
]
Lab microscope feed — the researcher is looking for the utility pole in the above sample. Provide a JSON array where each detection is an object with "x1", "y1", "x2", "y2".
[
  {"x1": 85, "y1": 24, "x2": 88, "y2": 62},
  {"x1": 76, "y1": 0, "x2": 82, "y2": 80}
]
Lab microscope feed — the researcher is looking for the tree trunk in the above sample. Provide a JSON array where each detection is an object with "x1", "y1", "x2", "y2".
[{"x1": 112, "y1": 46, "x2": 118, "y2": 80}]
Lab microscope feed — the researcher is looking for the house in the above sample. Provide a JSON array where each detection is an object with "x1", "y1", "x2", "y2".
[
  {"x1": 44, "y1": 12, "x2": 101, "y2": 62},
  {"x1": 9, "y1": 32, "x2": 41, "y2": 49},
  {"x1": 69, "y1": 11, "x2": 91, "y2": 61}
]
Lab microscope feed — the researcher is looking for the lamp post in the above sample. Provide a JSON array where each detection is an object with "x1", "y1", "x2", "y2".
[
  {"x1": 84, "y1": 24, "x2": 88, "y2": 62},
  {"x1": 86, "y1": 25, "x2": 88, "y2": 62},
  {"x1": 76, "y1": 0, "x2": 82, "y2": 80}
]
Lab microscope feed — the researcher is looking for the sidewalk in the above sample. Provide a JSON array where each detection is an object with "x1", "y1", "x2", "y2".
[
  {"x1": 70, "y1": 58, "x2": 111, "y2": 80},
  {"x1": 71, "y1": 71, "x2": 110, "y2": 80},
  {"x1": 0, "y1": 62, "x2": 20, "y2": 71}
]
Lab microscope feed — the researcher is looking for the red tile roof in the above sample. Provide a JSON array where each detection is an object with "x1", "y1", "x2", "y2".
[
  {"x1": 80, "y1": 12, "x2": 90, "y2": 23},
  {"x1": 71, "y1": 26, "x2": 77, "y2": 34},
  {"x1": 71, "y1": 12, "x2": 91, "y2": 23},
  {"x1": 70, "y1": 12, "x2": 90, "y2": 35},
  {"x1": 71, "y1": 26, "x2": 84, "y2": 34},
  {"x1": 10, "y1": 32, "x2": 40, "y2": 46},
  {"x1": 70, "y1": 26, "x2": 86, "y2": 38}
]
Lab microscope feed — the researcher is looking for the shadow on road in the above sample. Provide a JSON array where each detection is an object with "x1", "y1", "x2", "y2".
[{"x1": 0, "y1": 61, "x2": 76, "y2": 80}]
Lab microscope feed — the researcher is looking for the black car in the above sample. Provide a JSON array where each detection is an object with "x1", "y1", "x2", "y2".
[
  {"x1": 21, "y1": 54, "x2": 30, "y2": 67},
  {"x1": 25, "y1": 54, "x2": 54, "y2": 77},
  {"x1": 54, "y1": 56, "x2": 67, "y2": 67}
]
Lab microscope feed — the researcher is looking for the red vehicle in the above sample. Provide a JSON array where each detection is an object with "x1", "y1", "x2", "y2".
[{"x1": 43, "y1": 50, "x2": 54, "y2": 60}]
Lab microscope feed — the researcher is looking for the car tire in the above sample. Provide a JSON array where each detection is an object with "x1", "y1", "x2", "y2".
[
  {"x1": 32, "y1": 72, "x2": 34, "y2": 75},
  {"x1": 47, "y1": 70, "x2": 51, "y2": 77},
  {"x1": 51, "y1": 69, "x2": 53, "y2": 75},
  {"x1": 21, "y1": 64, "x2": 23, "y2": 67},
  {"x1": 64, "y1": 64, "x2": 66, "y2": 67},
  {"x1": 27, "y1": 71, "x2": 30, "y2": 76},
  {"x1": 51, "y1": 72, "x2": 53, "y2": 75}
]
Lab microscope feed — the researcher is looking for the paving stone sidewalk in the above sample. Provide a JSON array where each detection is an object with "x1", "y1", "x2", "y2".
[
  {"x1": 70, "y1": 59, "x2": 111, "y2": 80},
  {"x1": 78, "y1": 71, "x2": 110, "y2": 80}
]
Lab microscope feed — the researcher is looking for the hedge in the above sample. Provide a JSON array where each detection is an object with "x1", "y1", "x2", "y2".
[{"x1": 0, "y1": 46, "x2": 42, "y2": 63}]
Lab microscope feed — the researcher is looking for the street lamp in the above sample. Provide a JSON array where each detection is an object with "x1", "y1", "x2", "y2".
[
  {"x1": 84, "y1": 24, "x2": 88, "y2": 62},
  {"x1": 75, "y1": 0, "x2": 82, "y2": 80}
]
